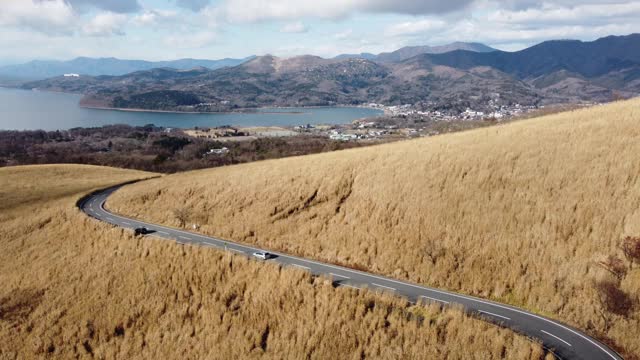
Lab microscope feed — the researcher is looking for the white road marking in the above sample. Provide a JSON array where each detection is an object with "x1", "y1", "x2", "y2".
[
  {"x1": 229, "y1": 248, "x2": 245, "y2": 254},
  {"x1": 372, "y1": 283, "x2": 396, "y2": 291},
  {"x1": 291, "y1": 264, "x2": 311, "y2": 270},
  {"x1": 330, "y1": 273, "x2": 350, "y2": 279},
  {"x1": 203, "y1": 241, "x2": 217, "y2": 246},
  {"x1": 179, "y1": 236, "x2": 191, "y2": 240},
  {"x1": 107, "y1": 217, "x2": 114, "y2": 221},
  {"x1": 479, "y1": 310, "x2": 511, "y2": 320},
  {"x1": 421, "y1": 295, "x2": 450, "y2": 304},
  {"x1": 339, "y1": 284, "x2": 360, "y2": 290},
  {"x1": 158, "y1": 231, "x2": 169, "y2": 235},
  {"x1": 122, "y1": 222, "x2": 131, "y2": 225},
  {"x1": 541, "y1": 330, "x2": 572, "y2": 347}
]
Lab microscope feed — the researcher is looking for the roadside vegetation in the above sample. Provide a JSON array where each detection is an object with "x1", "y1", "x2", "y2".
[
  {"x1": 0, "y1": 125, "x2": 369, "y2": 173},
  {"x1": 110, "y1": 98, "x2": 640, "y2": 358},
  {"x1": 0, "y1": 165, "x2": 544, "y2": 359}
]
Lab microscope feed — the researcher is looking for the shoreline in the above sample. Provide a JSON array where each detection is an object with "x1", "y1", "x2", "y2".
[
  {"x1": 3, "y1": 86, "x2": 386, "y2": 116},
  {"x1": 79, "y1": 104, "x2": 385, "y2": 116}
]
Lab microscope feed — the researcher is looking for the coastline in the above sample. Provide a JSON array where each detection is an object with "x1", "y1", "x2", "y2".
[
  {"x1": 81, "y1": 105, "x2": 310, "y2": 115},
  {"x1": 4, "y1": 85, "x2": 385, "y2": 116},
  {"x1": 79, "y1": 104, "x2": 384, "y2": 116}
]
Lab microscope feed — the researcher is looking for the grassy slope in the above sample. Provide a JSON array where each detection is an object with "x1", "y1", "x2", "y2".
[
  {"x1": 110, "y1": 99, "x2": 640, "y2": 357},
  {"x1": 0, "y1": 164, "x2": 542, "y2": 359}
]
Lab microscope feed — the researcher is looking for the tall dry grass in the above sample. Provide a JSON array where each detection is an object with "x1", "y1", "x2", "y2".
[
  {"x1": 110, "y1": 98, "x2": 640, "y2": 357},
  {"x1": 0, "y1": 165, "x2": 543, "y2": 359}
]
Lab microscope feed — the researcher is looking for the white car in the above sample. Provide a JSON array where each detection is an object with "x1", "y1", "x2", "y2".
[{"x1": 252, "y1": 251, "x2": 272, "y2": 260}]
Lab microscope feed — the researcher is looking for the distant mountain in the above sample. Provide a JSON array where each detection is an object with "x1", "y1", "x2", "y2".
[
  {"x1": 20, "y1": 34, "x2": 640, "y2": 112},
  {"x1": 0, "y1": 56, "x2": 256, "y2": 80},
  {"x1": 375, "y1": 42, "x2": 497, "y2": 63},
  {"x1": 416, "y1": 34, "x2": 640, "y2": 96},
  {"x1": 423, "y1": 35, "x2": 640, "y2": 79},
  {"x1": 22, "y1": 54, "x2": 538, "y2": 112},
  {"x1": 334, "y1": 42, "x2": 496, "y2": 62},
  {"x1": 333, "y1": 53, "x2": 378, "y2": 61}
]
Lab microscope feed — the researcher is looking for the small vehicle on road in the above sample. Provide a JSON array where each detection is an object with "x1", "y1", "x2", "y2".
[
  {"x1": 134, "y1": 227, "x2": 150, "y2": 236},
  {"x1": 252, "y1": 251, "x2": 273, "y2": 260}
]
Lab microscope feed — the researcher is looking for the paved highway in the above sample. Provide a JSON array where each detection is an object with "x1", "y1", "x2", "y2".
[{"x1": 79, "y1": 184, "x2": 623, "y2": 360}]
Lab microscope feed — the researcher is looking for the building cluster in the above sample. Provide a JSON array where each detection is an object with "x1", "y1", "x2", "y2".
[
  {"x1": 308, "y1": 101, "x2": 544, "y2": 142},
  {"x1": 364, "y1": 102, "x2": 538, "y2": 121},
  {"x1": 205, "y1": 147, "x2": 230, "y2": 155},
  {"x1": 295, "y1": 121, "x2": 416, "y2": 142}
]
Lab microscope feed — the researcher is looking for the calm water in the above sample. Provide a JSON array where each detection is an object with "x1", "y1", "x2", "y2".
[{"x1": 0, "y1": 87, "x2": 382, "y2": 130}]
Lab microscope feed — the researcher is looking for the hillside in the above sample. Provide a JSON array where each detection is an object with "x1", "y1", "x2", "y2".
[
  {"x1": 109, "y1": 99, "x2": 640, "y2": 357},
  {"x1": 21, "y1": 34, "x2": 640, "y2": 112},
  {"x1": 0, "y1": 165, "x2": 544, "y2": 359}
]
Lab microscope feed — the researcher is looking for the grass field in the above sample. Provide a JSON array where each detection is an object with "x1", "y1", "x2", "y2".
[
  {"x1": 110, "y1": 99, "x2": 640, "y2": 357},
  {"x1": 0, "y1": 165, "x2": 543, "y2": 359}
]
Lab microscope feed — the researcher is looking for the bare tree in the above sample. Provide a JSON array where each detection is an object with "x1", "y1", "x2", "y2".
[
  {"x1": 620, "y1": 236, "x2": 640, "y2": 269},
  {"x1": 597, "y1": 255, "x2": 628, "y2": 281},
  {"x1": 594, "y1": 280, "x2": 633, "y2": 331},
  {"x1": 172, "y1": 207, "x2": 191, "y2": 227}
]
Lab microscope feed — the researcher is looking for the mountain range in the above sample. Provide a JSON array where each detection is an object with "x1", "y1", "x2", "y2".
[
  {"x1": 0, "y1": 56, "x2": 256, "y2": 80},
  {"x1": 1, "y1": 42, "x2": 493, "y2": 81},
  {"x1": 333, "y1": 42, "x2": 496, "y2": 62},
  {"x1": 17, "y1": 35, "x2": 640, "y2": 112}
]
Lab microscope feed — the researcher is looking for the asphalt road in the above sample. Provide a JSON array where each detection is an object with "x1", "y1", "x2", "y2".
[{"x1": 79, "y1": 184, "x2": 623, "y2": 360}]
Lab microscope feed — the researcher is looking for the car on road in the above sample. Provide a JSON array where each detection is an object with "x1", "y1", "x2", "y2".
[
  {"x1": 134, "y1": 227, "x2": 150, "y2": 236},
  {"x1": 252, "y1": 251, "x2": 273, "y2": 260}
]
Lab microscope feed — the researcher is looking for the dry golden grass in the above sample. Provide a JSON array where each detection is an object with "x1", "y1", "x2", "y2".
[
  {"x1": 0, "y1": 165, "x2": 543, "y2": 359},
  {"x1": 110, "y1": 98, "x2": 640, "y2": 357}
]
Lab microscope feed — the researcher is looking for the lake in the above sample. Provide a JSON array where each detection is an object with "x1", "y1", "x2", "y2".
[{"x1": 0, "y1": 87, "x2": 383, "y2": 130}]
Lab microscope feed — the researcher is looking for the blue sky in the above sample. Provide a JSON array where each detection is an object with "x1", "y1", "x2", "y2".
[{"x1": 1, "y1": 0, "x2": 640, "y2": 64}]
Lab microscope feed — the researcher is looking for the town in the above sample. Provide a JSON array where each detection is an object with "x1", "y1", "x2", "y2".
[{"x1": 184, "y1": 101, "x2": 587, "y2": 146}]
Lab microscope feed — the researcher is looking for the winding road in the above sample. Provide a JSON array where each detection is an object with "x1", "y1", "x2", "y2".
[{"x1": 79, "y1": 184, "x2": 623, "y2": 360}]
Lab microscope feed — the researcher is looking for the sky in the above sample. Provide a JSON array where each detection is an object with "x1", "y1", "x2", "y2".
[{"x1": 1, "y1": 0, "x2": 640, "y2": 64}]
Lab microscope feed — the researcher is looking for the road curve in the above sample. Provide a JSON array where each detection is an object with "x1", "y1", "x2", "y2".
[{"x1": 79, "y1": 184, "x2": 623, "y2": 360}]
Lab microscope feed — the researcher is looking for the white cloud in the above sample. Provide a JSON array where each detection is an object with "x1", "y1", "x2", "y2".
[
  {"x1": 334, "y1": 29, "x2": 353, "y2": 40},
  {"x1": 175, "y1": 0, "x2": 210, "y2": 11},
  {"x1": 385, "y1": 19, "x2": 447, "y2": 37},
  {"x1": 132, "y1": 9, "x2": 179, "y2": 26},
  {"x1": 164, "y1": 31, "x2": 218, "y2": 48},
  {"x1": 65, "y1": 0, "x2": 141, "y2": 13},
  {"x1": 82, "y1": 12, "x2": 128, "y2": 36},
  {"x1": 280, "y1": 21, "x2": 308, "y2": 33},
  {"x1": 489, "y1": 2, "x2": 640, "y2": 27},
  {"x1": 0, "y1": 0, "x2": 75, "y2": 35},
  {"x1": 217, "y1": 0, "x2": 474, "y2": 23},
  {"x1": 379, "y1": 1, "x2": 640, "y2": 49}
]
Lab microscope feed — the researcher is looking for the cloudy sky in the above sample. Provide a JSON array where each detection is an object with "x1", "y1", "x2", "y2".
[{"x1": 1, "y1": 0, "x2": 639, "y2": 64}]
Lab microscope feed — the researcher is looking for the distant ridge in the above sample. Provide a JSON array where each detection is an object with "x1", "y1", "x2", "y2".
[
  {"x1": 1, "y1": 42, "x2": 494, "y2": 80},
  {"x1": 0, "y1": 56, "x2": 256, "y2": 80},
  {"x1": 333, "y1": 42, "x2": 497, "y2": 62},
  {"x1": 375, "y1": 42, "x2": 496, "y2": 62}
]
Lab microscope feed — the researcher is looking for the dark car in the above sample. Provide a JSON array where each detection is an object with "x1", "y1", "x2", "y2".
[{"x1": 134, "y1": 227, "x2": 150, "y2": 236}]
